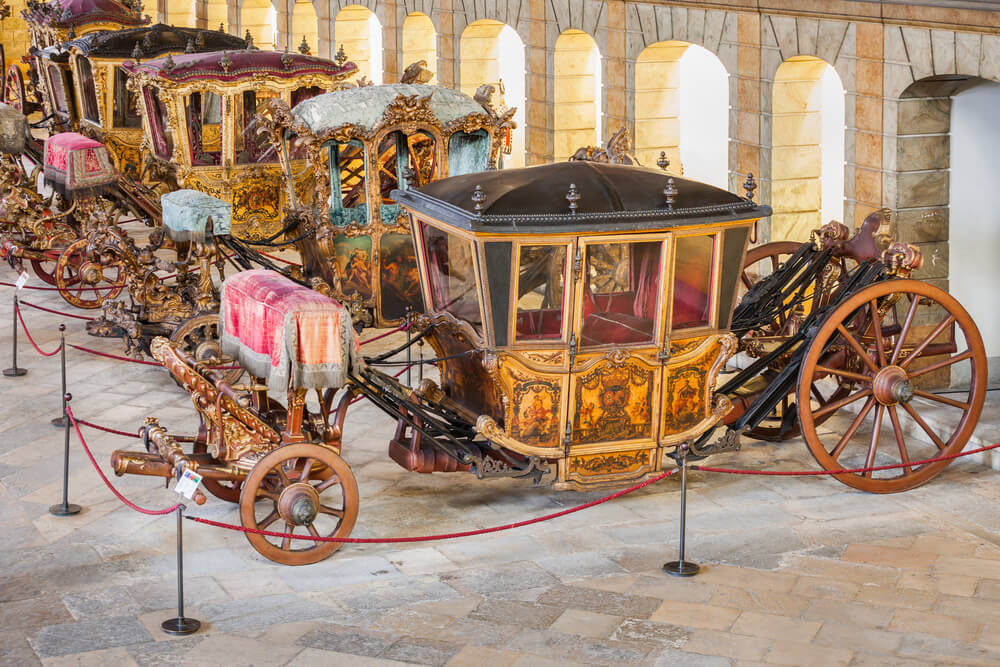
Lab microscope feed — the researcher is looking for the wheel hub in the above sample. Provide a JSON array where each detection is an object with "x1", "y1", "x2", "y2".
[
  {"x1": 79, "y1": 262, "x2": 103, "y2": 285},
  {"x1": 193, "y1": 339, "x2": 221, "y2": 363},
  {"x1": 277, "y1": 482, "x2": 319, "y2": 525},
  {"x1": 873, "y1": 365, "x2": 913, "y2": 405}
]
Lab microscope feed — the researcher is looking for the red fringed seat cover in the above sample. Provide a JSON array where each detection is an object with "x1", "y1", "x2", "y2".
[
  {"x1": 43, "y1": 132, "x2": 117, "y2": 198},
  {"x1": 219, "y1": 270, "x2": 361, "y2": 390}
]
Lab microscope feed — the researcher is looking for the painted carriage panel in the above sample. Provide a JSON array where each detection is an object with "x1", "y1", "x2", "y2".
[
  {"x1": 570, "y1": 351, "x2": 659, "y2": 446},
  {"x1": 497, "y1": 358, "x2": 565, "y2": 449},
  {"x1": 660, "y1": 334, "x2": 737, "y2": 444}
]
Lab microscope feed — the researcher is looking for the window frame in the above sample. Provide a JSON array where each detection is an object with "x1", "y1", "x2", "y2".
[
  {"x1": 667, "y1": 231, "x2": 722, "y2": 336},
  {"x1": 509, "y1": 239, "x2": 573, "y2": 347}
]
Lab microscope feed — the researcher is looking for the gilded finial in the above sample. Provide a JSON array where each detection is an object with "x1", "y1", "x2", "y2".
[
  {"x1": 195, "y1": 30, "x2": 205, "y2": 48},
  {"x1": 163, "y1": 53, "x2": 175, "y2": 72},
  {"x1": 244, "y1": 31, "x2": 254, "y2": 50},
  {"x1": 219, "y1": 51, "x2": 231, "y2": 73},
  {"x1": 219, "y1": 22, "x2": 225, "y2": 32},
  {"x1": 280, "y1": 51, "x2": 293, "y2": 70},
  {"x1": 656, "y1": 151, "x2": 669, "y2": 171},
  {"x1": 664, "y1": 177, "x2": 678, "y2": 211},
  {"x1": 141, "y1": 31, "x2": 153, "y2": 50},
  {"x1": 471, "y1": 185, "x2": 486, "y2": 215},
  {"x1": 566, "y1": 183, "x2": 580, "y2": 214},
  {"x1": 185, "y1": 38, "x2": 195, "y2": 53},
  {"x1": 298, "y1": 35, "x2": 310, "y2": 55},
  {"x1": 131, "y1": 42, "x2": 143, "y2": 62},
  {"x1": 743, "y1": 172, "x2": 757, "y2": 202},
  {"x1": 335, "y1": 44, "x2": 347, "y2": 66}
]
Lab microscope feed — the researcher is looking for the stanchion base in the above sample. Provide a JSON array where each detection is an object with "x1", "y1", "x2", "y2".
[
  {"x1": 161, "y1": 617, "x2": 200, "y2": 635},
  {"x1": 663, "y1": 560, "x2": 700, "y2": 577},
  {"x1": 51, "y1": 416, "x2": 67, "y2": 428},
  {"x1": 3, "y1": 367, "x2": 27, "y2": 377},
  {"x1": 48, "y1": 503, "x2": 81, "y2": 516}
]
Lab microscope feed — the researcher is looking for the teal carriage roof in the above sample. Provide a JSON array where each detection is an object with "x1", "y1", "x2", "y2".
[
  {"x1": 392, "y1": 161, "x2": 772, "y2": 234},
  {"x1": 291, "y1": 84, "x2": 490, "y2": 135}
]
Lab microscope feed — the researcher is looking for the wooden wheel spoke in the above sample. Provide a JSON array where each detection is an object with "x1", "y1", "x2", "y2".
[
  {"x1": 257, "y1": 489, "x2": 279, "y2": 501},
  {"x1": 319, "y1": 504, "x2": 344, "y2": 518},
  {"x1": 815, "y1": 364, "x2": 871, "y2": 384},
  {"x1": 315, "y1": 475, "x2": 341, "y2": 492},
  {"x1": 900, "y1": 315, "x2": 956, "y2": 370},
  {"x1": 275, "y1": 466, "x2": 291, "y2": 486},
  {"x1": 810, "y1": 383, "x2": 828, "y2": 405},
  {"x1": 306, "y1": 523, "x2": 321, "y2": 542},
  {"x1": 298, "y1": 458, "x2": 314, "y2": 483},
  {"x1": 281, "y1": 523, "x2": 293, "y2": 550},
  {"x1": 813, "y1": 388, "x2": 873, "y2": 420},
  {"x1": 912, "y1": 389, "x2": 969, "y2": 411},
  {"x1": 836, "y1": 324, "x2": 879, "y2": 374},
  {"x1": 863, "y1": 406, "x2": 885, "y2": 478},
  {"x1": 870, "y1": 300, "x2": 887, "y2": 366},
  {"x1": 887, "y1": 406, "x2": 912, "y2": 474},
  {"x1": 258, "y1": 508, "x2": 279, "y2": 529},
  {"x1": 891, "y1": 295, "x2": 921, "y2": 365},
  {"x1": 901, "y1": 401, "x2": 948, "y2": 451},
  {"x1": 908, "y1": 350, "x2": 973, "y2": 379},
  {"x1": 830, "y1": 396, "x2": 877, "y2": 459}
]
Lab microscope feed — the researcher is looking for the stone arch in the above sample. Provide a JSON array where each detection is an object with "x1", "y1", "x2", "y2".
[
  {"x1": 240, "y1": 0, "x2": 276, "y2": 50},
  {"x1": 205, "y1": 0, "x2": 229, "y2": 32},
  {"x1": 290, "y1": 0, "x2": 319, "y2": 56},
  {"x1": 770, "y1": 55, "x2": 845, "y2": 242},
  {"x1": 633, "y1": 41, "x2": 728, "y2": 187},
  {"x1": 335, "y1": 4, "x2": 383, "y2": 84},
  {"x1": 166, "y1": 0, "x2": 197, "y2": 28},
  {"x1": 553, "y1": 29, "x2": 601, "y2": 161},
  {"x1": 402, "y1": 12, "x2": 437, "y2": 83},
  {"x1": 460, "y1": 19, "x2": 526, "y2": 168}
]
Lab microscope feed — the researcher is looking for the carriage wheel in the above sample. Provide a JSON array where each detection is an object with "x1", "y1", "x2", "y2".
[
  {"x1": 192, "y1": 440, "x2": 244, "y2": 503},
  {"x1": 739, "y1": 242, "x2": 853, "y2": 441},
  {"x1": 169, "y1": 313, "x2": 244, "y2": 385},
  {"x1": 4, "y1": 65, "x2": 25, "y2": 114},
  {"x1": 239, "y1": 443, "x2": 359, "y2": 565},
  {"x1": 798, "y1": 279, "x2": 987, "y2": 493},
  {"x1": 55, "y1": 239, "x2": 124, "y2": 309},
  {"x1": 30, "y1": 252, "x2": 62, "y2": 286}
]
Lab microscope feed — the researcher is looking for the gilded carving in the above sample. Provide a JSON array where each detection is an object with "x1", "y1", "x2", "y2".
[
  {"x1": 568, "y1": 449, "x2": 651, "y2": 476},
  {"x1": 573, "y1": 356, "x2": 654, "y2": 444}
]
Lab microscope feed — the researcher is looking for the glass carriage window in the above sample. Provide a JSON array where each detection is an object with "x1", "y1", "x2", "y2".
[
  {"x1": 112, "y1": 67, "x2": 141, "y2": 128},
  {"x1": 291, "y1": 85, "x2": 324, "y2": 107},
  {"x1": 234, "y1": 90, "x2": 279, "y2": 164},
  {"x1": 515, "y1": 245, "x2": 567, "y2": 341},
  {"x1": 405, "y1": 131, "x2": 437, "y2": 187},
  {"x1": 185, "y1": 92, "x2": 222, "y2": 166},
  {"x1": 76, "y1": 58, "x2": 100, "y2": 123},
  {"x1": 422, "y1": 223, "x2": 482, "y2": 329},
  {"x1": 671, "y1": 235, "x2": 716, "y2": 330},
  {"x1": 330, "y1": 141, "x2": 367, "y2": 215},
  {"x1": 145, "y1": 87, "x2": 173, "y2": 160},
  {"x1": 47, "y1": 65, "x2": 70, "y2": 113},
  {"x1": 375, "y1": 134, "x2": 399, "y2": 204},
  {"x1": 581, "y1": 240, "x2": 662, "y2": 346},
  {"x1": 375, "y1": 131, "x2": 437, "y2": 204}
]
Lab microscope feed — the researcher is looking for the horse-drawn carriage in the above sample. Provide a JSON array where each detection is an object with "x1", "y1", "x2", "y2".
[{"x1": 110, "y1": 159, "x2": 987, "y2": 564}]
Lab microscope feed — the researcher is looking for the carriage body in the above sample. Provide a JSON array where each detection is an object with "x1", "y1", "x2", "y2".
[
  {"x1": 31, "y1": 25, "x2": 247, "y2": 175},
  {"x1": 269, "y1": 83, "x2": 512, "y2": 328},
  {"x1": 122, "y1": 49, "x2": 357, "y2": 239},
  {"x1": 392, "y1": 161, "x2": 769, "y2": 489}
]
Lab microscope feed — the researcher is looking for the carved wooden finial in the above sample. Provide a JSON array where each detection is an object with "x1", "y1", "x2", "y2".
[
  {"x1": 131, "y1": 42, "x2": 143, "y2": 62},
  {"x1": 185, "y1": 38, "x2": 195, "y2": 53},
  {"x1": 743, "y1": 172, "x2": 757, "y2": 202},
  {"x1": 244, "y1": 31, "x2": 254, "y2": 50},
  {"x1": 471, "y1": 185, "x2": 486, "y2": 215},
  {"x1": 298, "y1": 35, "x2": 310, "y2": 55},
  {"x1": 664, "y1": 177, "x2": 678, "y2": 211},
  {"x1": 656, "y1": 151, "x2": 670, "y2": 171},
  {"x1": 195, "y1": 30, "x2": 206, "y2": 48},
  {"x1": 280, "y1": 51, "x2": 293, "y2": 70},
  {"x1": 219, "y1": 51, "x2": 231, "y2": 73},
  {"x1": 566, "y1": 183, "x2": 580, "y2": 214},
  {"x1": 163, "y1": 53, "x2": 175, "y2": 72}
]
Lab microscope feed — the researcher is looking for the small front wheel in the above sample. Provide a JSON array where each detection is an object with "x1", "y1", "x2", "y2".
[{"x1": 239, "y1": 443, "x2": 359, "y2": 565}]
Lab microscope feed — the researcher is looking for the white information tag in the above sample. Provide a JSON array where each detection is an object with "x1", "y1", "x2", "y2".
[
  {"x1": 14, "y1": 271, "x2": 29, "y2": 290},
  {"x1": 174, "y1": 468, "x2": 203, "y2": 499}
]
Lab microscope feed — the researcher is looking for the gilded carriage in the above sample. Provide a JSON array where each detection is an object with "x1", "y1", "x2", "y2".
[
  {"x1": 263, "y1": 82, "x2": 515, "y2": 328},
  {"x1": 111, "y1": 160, "x2": 988, "y2": 565},
  {"x1": 122, "y1": 49, "x2": 358, "y2": 239}
]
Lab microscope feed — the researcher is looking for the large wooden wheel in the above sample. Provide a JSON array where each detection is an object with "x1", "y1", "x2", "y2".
[
  {"x1": 30, "y1": 251, "x2": 62, "y2": 286},
  {"x1": 739, "y1": 242, "x2": 853, "y2": 441},
  {"x1": 55, "y1": 239, "x2": 124, "y2": 309},
  {"x1": 798, "y1": 279, "x2": 987, "y2": 493},
  {"x1": 169, "y1": 313, "x2": 243, "y2": 385},
  {"x1": 4, "y1": 65, "x2": 25, "y2": 113},
  {"x1": 239, "y1": 443, "x2": 358, "y2": 565}
]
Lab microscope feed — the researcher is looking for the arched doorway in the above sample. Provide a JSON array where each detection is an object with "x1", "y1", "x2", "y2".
[
  {"x1": 241, "y1": 0, "x2": 276, "y2": 50},
  {"x1": 290, "y1": 0, "x2": 318, "y2": 55},
  {"x1": 402, "y1": 12, "x2": 436, "y2": 82},
  {"x1": 460, "y1": 19, "x2": 525, "y2": 167},
  {"x1": 334, "y1": 5, "x2": 383, "y2": 84},
  {"x1": 553, "y1": 29, "x2": 600, "y2": 162},
  {"x1": 634, "y1": 41, "x2": 728, "y2": 187},
  {"x1": 166, "y1": 0, "x2": 196, "y2": 28},
  {"x1": 771, "y1": 56, "x2": 845, "y2": 241}
]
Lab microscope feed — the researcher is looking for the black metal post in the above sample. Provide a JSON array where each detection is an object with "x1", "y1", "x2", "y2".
[
  {"x1": 49, "y1": 392, "x2": 81, "y2": 516},
  {"x1": 663, "y1": 444, "x2": 699, "y2": 577},
  {"x1": 51, "y1": 324, "x2": 67, "y2": 427},
  {"x1": 161, "y1": 505, "x2": 200, "y2": 635},
  {"x1": 418, "y1": 338, "x2": 424, "y2": 384},
  {"x1": 405, "y1": 307, "x2": 412, "y2": 386},
  {"x1": 3, "y1": 293, "x2": 27, "y2": 377}
]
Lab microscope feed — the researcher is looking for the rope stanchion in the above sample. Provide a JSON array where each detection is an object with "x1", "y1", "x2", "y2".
[
  {"x1": 51, "y1": 324, "x2": 68, "y2": 428},
  {"x1": 186, "y1": 469, "x2": 678, "y2": 544},
  {"x1": 20, "y1": 300, "x2": 95, "y2": 321},
  {"x1": 663, "y1": 444, "x2": 698, "y2": 577},
  {"x1": 65, "y1": 406, "x2": 182, "y2": 516},
  {"x1": 161, "y1": 505, "x2": 201, "y2": 636},
  {"x1": 3, "y1": 293, "x2": 27, "y2": 377},
  {"x1": 49, "y1": 393, "x2": 81, "y2": 516},
  {"x1": 16, "y1": 304, "x2": 62, "y2": 357}
]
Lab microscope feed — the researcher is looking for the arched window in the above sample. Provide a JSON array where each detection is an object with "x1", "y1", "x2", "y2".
[
  {"x1": 335, "y1": 5, "x2": 383, "y2": 84},
  {"x1": 290, "y1": 0, "x2": 318, "y2": 55},
  {"x1": 553, "y1": 29, "x2": 600, "y2": 161},
  {"x1": 402, "y1": 12, "x2": 437, "y2": 82},
  {"x1": 241, "y1": 0, "x2": 277, "y2": 50}
]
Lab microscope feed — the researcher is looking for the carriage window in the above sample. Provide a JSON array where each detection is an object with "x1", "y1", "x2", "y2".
[
  {"x1": 422, "y1": 223, "x2": 482, "y2": 330},
  {"x1": 375, "y1": 131, "x2": 437, "y2": 205},
  {"x1": 76, "y1": 58, "x2": 100, "y2": 123},
  {"x1": 112, "y1": 67, "x2": 142, "y2": 128},
  {"x1": 405, "y1": 131, "x2": 437, "y2": 188},
  {"x1": 185, "y1": 92, "x2": 222, "y2": 166},
  {"x1": 234, "y1": 90, "x2": 279, "y2": 164},
  {"x1": 448, "y1": 130, "x2": 489, "y2": 176},
  {"x1": 291, "y1": 86, "x2": 324, "y2": 107},
  {"x1": 47, "y1": 65, "x2": 70, "y2": 113},
  {"x1": 581, "y1": 240, "x2": 662, "y2": 346},
  {"x1": 144, "y1": 87, "x2": 173, "y2": 160},
  {"x1": 329, "y1": 141, "x2": 368, "y2": 225},
  {"x1": 672, "y1": 235, "x2": 716, "y2": 330},
  {"x1": 376, "y1": 134, "x2": 399, "y2": 204},
  {"x1": 515, "y1": 245, "x2": 567, "y2": 341}
]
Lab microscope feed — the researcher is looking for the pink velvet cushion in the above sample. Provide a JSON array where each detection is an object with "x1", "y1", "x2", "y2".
[{"x1": 43, "y1": 132, "x2": 117, "y2": 196}]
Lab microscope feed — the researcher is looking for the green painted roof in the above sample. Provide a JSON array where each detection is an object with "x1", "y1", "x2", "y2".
[{"x1": 291, "y1": 83, "x2": 488, "y2": 135}]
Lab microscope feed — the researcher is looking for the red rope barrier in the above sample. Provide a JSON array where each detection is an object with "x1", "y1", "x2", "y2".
[
  {"x1": 0, "y1": 280, "x2": 125, "y2": 292},
  {"x1": 75, "y1": 418, "x2": 139, "y2": 439},
  {"x1": 68, "y1": 343, "x2": 161, "y2": 365},
  {"x1": 187, "y1": 469, "x2": 678, "y2": 543},
  {"x1": 19, "y1": 299, "x2": 95, "y2": 321},
  {"x1": 65, "y1": 406, "x2": 182, "y2": 516},
  {"x1": 692, "y1": 442, "x2": 1000, "y2": 476},
  {"x1": 15, "y1": 305, "x2": 62, "y2": 356},
  {"x1": 256, "y1": 250, "x2": 301, "y2": 267},
  {"x1": 359, "y1": 323, "x2": 409, "y2": 346}
]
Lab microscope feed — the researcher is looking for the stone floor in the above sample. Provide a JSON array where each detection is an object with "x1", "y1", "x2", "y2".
[{"x1": 1, "y1": 259, "x2": 1000, "y2": 666}]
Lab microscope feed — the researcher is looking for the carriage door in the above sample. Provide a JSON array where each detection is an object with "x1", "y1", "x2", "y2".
[{"x1": 563, "y1": 236, "x2": 666, "y2": 486}]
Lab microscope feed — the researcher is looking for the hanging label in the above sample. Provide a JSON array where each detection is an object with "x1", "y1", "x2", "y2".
[
  {"x1": 15, "y1": 271, "x2": 29, "y2": 290},
  {"x1": 173, "y1": 468, "x2": 203, "y2": 499}
]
